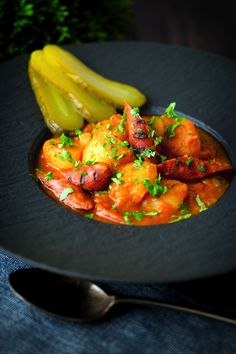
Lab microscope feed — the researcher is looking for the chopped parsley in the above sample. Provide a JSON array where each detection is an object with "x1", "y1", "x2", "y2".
[
  {"x1": 158, "y1": 154, "x2": 167, "y2": 163},
  {"x1": 98, "y1": 190, "x2": 108, "y2": 195},
  {"x1": 164, "y1": 122, "x2": 181, "y2": 139},
  {"x1": 81, "y1": 171, "x2": 88, "y2": 176},
  {"x1": 123, "y1": 211, "x2": 159, "y2": 223},
  {"x1": 196, "y1": 195, "x2": 208, "y2": 212},
  {"x1": 197, "y1": 164, "x2": 206, "y2": 173},
  {"x1": 111, "y1": 171, "x2": 124, "y2": 185},
  {"x1": 170, "y1": 213, "x2": 192, "y2": 223},
  {"x1": 58, "y1": 133, "x2": 73, "y2": 148},
  {"x1": 186, "y1": 156, "x2": 193, "y2": 166},
  {"x1": 115, "y1": 153, "x2": 126, "y2": 161},
  {"x1": 34, "y1": 169, "x2": 53, "y2": 181},
  {"x1": 85, "y1": 160, "x2": 96, "y2": 165},
  {"x1": 180, "y1": 203, "x2": 190, "y2": 215},
  {"x1": 148, "y1": 115, "x2": 159, "y2": 128},
  {"x1": 60, "y1": 149, "x2": 74, "y2": 163},
  {"x1": 143, "y1": 174, "x2": 167, "y2": 197},
  {"x1": 111, "y1": 204, "x2": 117, "y2": 209},
  {"x1": 130, "y1": 107, "x2": 140, "y2": 118},
  {"x1": 141, "y1": 147, "x2": 156, "y2": 158},
  {"x1": 115, "y1": 111, "x2": 127, "y2": 133},
  {"x1": 111, "y1": 146, "x2": 118, "y2": 158},
  {"x1": 74, "y1": 129, "x2": 82, "y2": 137},
  {"x1": 45, "y1": 172, "x2": 53, "y2": 180},
  {"x1": 133, "y1": 155, "x2": 143, "y2": 168},
  {"x1": 165, "y1": 102, "x2": 185, "y2": 121},
  {"x1": 84, "y1": 213, "x2": 94, "y2": 219},
  {"x1": 155, "y1": 136, "x2": 163, "y2": 145},
  {"x1": 148, "y1": 129, "x2": 156, "y2": 138},
  {"x1": 59, "y1": 187, "x2": 74, "y2": 201},
  {"x1": 119, "y1": 140, "x2": 129, "y2": 147},
  {"x1": 50, "y1": 140, "x2": 55, "y2": 145}
]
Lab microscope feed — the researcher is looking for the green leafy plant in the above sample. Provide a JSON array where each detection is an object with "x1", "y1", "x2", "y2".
[{"x1": 0, "y1": 0, "x2": 133, "y2": 62}]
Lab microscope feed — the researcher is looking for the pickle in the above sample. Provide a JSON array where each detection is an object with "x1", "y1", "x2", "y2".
[
  {"x1": 43, "y1": 45, "x2": 146, "y2": 108},
  {"x1": 30, "y1": 50, "x2": 116, "y2": 123},
  {"x1": 29, "y1": 63, "x2": 84, "y2": 132}
]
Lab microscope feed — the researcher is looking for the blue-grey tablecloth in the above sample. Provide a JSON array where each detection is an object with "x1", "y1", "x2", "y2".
[{"x1": 1, "y1": 251, "x2": 236, "y2": 354}]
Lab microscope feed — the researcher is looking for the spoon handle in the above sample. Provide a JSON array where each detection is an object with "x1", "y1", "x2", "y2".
[{"x1": 115, "y1": 298, "x2": 236, "y2": 325}]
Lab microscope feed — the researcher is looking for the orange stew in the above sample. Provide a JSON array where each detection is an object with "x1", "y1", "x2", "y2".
[{"x1": 35, "y1": 102, "x2": 233, "y2": 226}]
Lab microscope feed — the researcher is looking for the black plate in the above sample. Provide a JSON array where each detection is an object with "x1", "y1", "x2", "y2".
[{"x1": 0, "y1": 42, "x2": 236, "y2": 283}]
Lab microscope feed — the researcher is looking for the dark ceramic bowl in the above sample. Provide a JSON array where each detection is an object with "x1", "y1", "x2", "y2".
[{"x1": 0, "y1": 42, "x2": 235, "y2": 283}]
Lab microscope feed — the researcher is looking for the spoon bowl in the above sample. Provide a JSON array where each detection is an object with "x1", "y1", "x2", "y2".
[
  {"x1": 9, "y1": 268, "x2": 115, "y2": 321},
  {"x1": 9, "y1": 268, "x2": 236, "y2": 325}
]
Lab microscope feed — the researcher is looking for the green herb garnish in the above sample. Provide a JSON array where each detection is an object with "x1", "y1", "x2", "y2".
[
  {"x1": 84, "y1": 213, "x2": 94, "y2": 219},
  {"x1": 133, "y1": 155, "x2": 143, "y2": 168},
  {"x1": 60, "y1": 149, "x2": 74, "y2": 163},
  {"x1": 164, "y1": 122, "x2": 181, "y2": 139},
  {"x1": 165, "y1": 102, "x2": 185, "y2": 121},
  {"x1": 180, "y1": 203, "x2": 190, "y2": 215},
  {"x1": 98, "y1": 190, "x2": 108, "y2": 195},
  {"x1": 141, "y1": 148, "x2": 156, "y2": 158},
  {"x1": 45, "y1": 172, "x2": 53, "y2": 180},
  {"x1": 197, "y1": 164, "x2": 206, "y2": 173},
  {"x1": 158, "y1": 154, "x2": 167, "y2": 163},
  {"x1": 115, "y1": 110, "x2": 126, "y2": 133},
  {"x1": 196, "y1": 195, "x2": 208, "y2": 212},
  {"x1": 170, "y1": 213, "x2": 192, "y2": 223},
  {"x1": 186, "y1": 156, "x2": 193, "y2": 166},
  {"x1": 154, "y1": 136, "x2": 163, "y2": 145},
  {"x1": 75, "y1": 129, "x2": 82, "y2": 137},
  {"x1": 58, "y1": 133, "x2": 73, "y2": 148},
  {"x1": 59, "y1": 187, "x2": 74, "y2": 201},
  {"x1": 143, "y1": 174, "x2": 167, "y2": 197},
  {"x1": 123, "y1": 211, "x2": 159, "y2": 223},
  {"x1": 130, "y1": 107, "x2": 140, "y2": 118},
  {"x1": 119, "y1": 140, "x2": 129, "y2": 147},
  {"x1": 148, "y1": 115, "x2": 159, "y2": 128},
  {"x1": 85, "y1": 160, "x2": 96, "y2": 165},
  {"x1": 81, "y1": 171, "x2": 88, "y2": 176}
]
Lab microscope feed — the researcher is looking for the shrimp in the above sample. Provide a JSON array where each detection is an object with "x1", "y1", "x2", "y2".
[{"x1": 153, "y1": 115, "x2": 201, "y2": 158}]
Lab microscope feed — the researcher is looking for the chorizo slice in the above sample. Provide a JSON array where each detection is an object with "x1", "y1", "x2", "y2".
[
  {"x1": 124, "y1": 101, "x2": 157, "y2": 153},
  {"x1": 156, "y1": 155, "x2": 232, "y2": 182},
  {"x1": 63, "y1": 162, "x2": 113, "y2": 191},
  {"x1": 38, "y1": 175, "x2": 94, "y2": 210}
]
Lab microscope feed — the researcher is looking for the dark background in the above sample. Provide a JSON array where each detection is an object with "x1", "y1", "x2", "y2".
[
  {"x1": 0, "y1": 0, "x2": 235, "y2": 62},
  {"x1": 133, "y1": 0, "x2": 236, "y2": 60}
]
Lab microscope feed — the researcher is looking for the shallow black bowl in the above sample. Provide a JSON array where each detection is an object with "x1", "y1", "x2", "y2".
[{"x1": 0, "y1": 42, "x2": 236, "y2": 283}]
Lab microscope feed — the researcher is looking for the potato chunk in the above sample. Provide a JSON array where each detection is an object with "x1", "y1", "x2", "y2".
[
  {"x1": 43, "y1": 137, "x2": 83, "y2": 169},
  {"x1": 82, "y1": 132, "x2": 134, "y2": 168}
]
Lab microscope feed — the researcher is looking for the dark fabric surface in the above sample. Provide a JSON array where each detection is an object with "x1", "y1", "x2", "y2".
[{"x1": 1, "y1": 252, "x2": 236, "y2": 354}]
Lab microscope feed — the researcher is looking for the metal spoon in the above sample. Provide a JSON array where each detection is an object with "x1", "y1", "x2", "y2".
[{"x1": 8, "y1": 268, "x2": 236, "y2": 325}]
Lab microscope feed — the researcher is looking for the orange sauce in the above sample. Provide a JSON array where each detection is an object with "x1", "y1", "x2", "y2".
[{"x1": 36, "y1": 123, "x2": 233, "y2": 226}]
